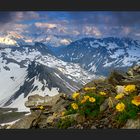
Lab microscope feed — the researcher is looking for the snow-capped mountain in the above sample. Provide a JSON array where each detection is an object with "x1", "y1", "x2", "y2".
[
  {"x1": 0, "y1": 31, "x2": 29, "y2": 47},
  {"x1": 1, "y1": 36, "x2": 140, "y2": 111},
  {"x1": 53, "y1": 37, "x2": 140, "y2": 76},
  {"x1": 0, "y1": 42, "x2": 94, "y2": 111}
]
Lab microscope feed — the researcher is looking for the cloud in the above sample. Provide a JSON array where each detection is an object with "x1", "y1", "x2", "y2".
[
  {"x1": 15, "y1": 12, "x2": 40, "y2": 21},
  {"x1": 122, "y1": 27, "x2": 131, "y2": 35},
  {"x1": 60, "y1": 39, "x2": 71, "y2": 45},
  {"x1": 66, "y1": 12, "x2": 140, "y2": 27},
  {"x1": 83, "y1": 26, "x2": 102, "y2": 37},
  {"x1": 0, "y1": 12, "x2": 15, "y2": 24},
  {"x1": 1, "y1": 11, "x2": 140, "y2": 42},
  {"x1": 34, "y1": 22, "x2": 57, "y2": 29}
]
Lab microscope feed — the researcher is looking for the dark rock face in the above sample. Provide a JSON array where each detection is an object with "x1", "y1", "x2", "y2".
[
  {"x1": 10, "y1": 111, "x2": 42, "y2": 129},
  {"x1": 3, "y1": 61, "x2": 81, "y2": 106},
  {"x1": 3, "y1": 66, "x2": 10, "y2": 71},
  {"x1": 0, "y1": 107, "x2": 28, "y2": 125}
]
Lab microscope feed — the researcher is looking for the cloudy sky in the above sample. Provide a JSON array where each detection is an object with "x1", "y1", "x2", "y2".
[{"x1": 0, "y1": 11, "x2": 140, "y2": 41}]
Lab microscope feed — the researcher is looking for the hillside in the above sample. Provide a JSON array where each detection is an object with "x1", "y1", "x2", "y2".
[{"x1": 1, "y1": 65, "x2": 140, "y2": 129}]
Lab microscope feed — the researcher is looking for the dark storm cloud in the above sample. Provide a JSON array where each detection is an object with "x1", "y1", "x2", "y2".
[
  {"x1": 0, "y1": 12, "x2": 16, "y2": 25},
  {"x1": 65, "y1": 12, "x2": 140, "y2": 27},
  {"x1": 111, "y1": 12, "x2": 140, "y2": 26}
]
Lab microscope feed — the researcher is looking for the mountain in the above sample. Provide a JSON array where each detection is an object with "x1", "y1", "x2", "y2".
[
  {"x1": 1, "y1": 36, "x2": 140, "y2": 112},
  {"x1": 0, "y1": 42, "x2": 94, "y2": 111},
  {"x1": 6, "y1": 65, "x2": 140, "y2": 129},
  {"x1": 0, "y1": 32, "x2": 28, "y2": 47},
  {"x1": 53, "y1": 37, "x2": 140, "y2": 76}
]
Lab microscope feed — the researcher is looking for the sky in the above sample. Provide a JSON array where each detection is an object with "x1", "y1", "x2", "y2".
[{"x1": 0, "y1": 11, "x2": 140, "y2": 41}]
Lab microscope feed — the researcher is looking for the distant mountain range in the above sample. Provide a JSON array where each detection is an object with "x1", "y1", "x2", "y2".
[
  {"x1": 0, "y1": 34, "x2": 140, "y2": 111},
  {"x1": 52, "y1": 37, "x2": 140, "y2": 75}
]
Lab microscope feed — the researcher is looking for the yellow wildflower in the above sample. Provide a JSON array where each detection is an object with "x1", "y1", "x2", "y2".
[
  {"x1": 116, "y1": 102, "x2": 125, "y2": 112},
  {"x1": 61, "y1": 112, "x2": 65, "y2": 116},
  {"x1": 72, "y1": 92, "x2": 80, "y2": 99},
  {"x1": 84, "y1": 87, "x2": 91, "y2": 91},
  {"x1": 84, "y1": 95, "x2": 90, "y2": 100},
  {"x1": 89, "y1": 97, "x2": 96, "y2": 103},
  {"x1": 131, "y1": 96, "x2": 140, "y2": 106},
  {"x1": 124, "y1": 85, "x2": 136, "y2": 93},
  {"x1": 81, "y1": 99, "x2": 87, "y2": 104},
  {"x1": 99, "y1": 91, "x2": 107, "y2": 96},
  {"x1": 115, "y1": 93, "x2": 125, "y2": 100},
  {"x1": 39, "y1": 105, "x2": 44, "y2": 110},
  {"x1": 84, "y1": 87, "x2": 96, "y2": 91},
  {"x1": 71, "y1": 103, "x2": 78, "y2": 110}
]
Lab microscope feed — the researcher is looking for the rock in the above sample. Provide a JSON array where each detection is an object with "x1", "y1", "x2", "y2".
[
  {"x1": 10, "y1": 111, "x2": 42, "y2": 129},
  {"x1": 76, "y1": 115, "x2": 85, "y2": 123},
  {"x1": 108, "y1": 70, "x2": 127, "y2": 85},
  {"x1": 122, "y1": 118, "x2": 140, "y2": 129},
  {"x1": 61, "y1": 113, "x2": 85, "y2": 123},
  {"x1": 127, "y1": 65, "x2": 140, "y2": 78},
  {"x1": 91, "y1": 125, "x2": 96, "y2": 129},
  {"x1": 100, "y1": 99, "x2": 109, "y2": 112},
  {"x1": 133, "y1": 65, "x2": 140, "y2": 74},
  {"x1": 25, "y1": 93, "x2": 63, "y2": 108},
  {"x1": 116, "y1": 85, "x2": 125, "y2": 94},
  {"x1": 67, "y1": 126, "x2": 75, "y2": 129},
  {"x1": 51, "y1": 98, "x2": 70, "y2": 113},
  {"x1": 28, "y1": 94, "x2": 44, "y2": 101},
  {"x1": 100, "y1": 97, "x2": 118, "y2": 112},
  {"x1": 127, "y1": 70, "x2": 134, "y2": 77},
  {"x1": 25, "y1": 94, "x2": 45, "y2": 107},
  {"x1": 76, "y1": 124, "x2": 83, "y2": 129},
  {"x1": 46, "y1": 115, "x2": 56, "y2": 124}
]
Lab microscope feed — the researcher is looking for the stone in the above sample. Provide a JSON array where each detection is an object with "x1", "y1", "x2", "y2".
[
  {"x1": 61, "y1": 113, "x2": 85, "y2": 123},
  {"x1": 25, "y1": 93, "x2": 63, "y2": 108},
  {"x1": 133, "y1": 65, "x2": 140, "y2": 72},
  {"x1": 51, "y1": 98, "x2": 70, "y2": 113},
  {"x1": 116, "y1": 85, "x2": 125, "y2": 94},
  {"x1": 46, "y1": 115, "x2": 56, "y2": 124},
  {"x1": 10, "y1": 111, "x2": 42, "y2": 129},
  {"x1": 127, "y1": 70, "x2": 134, "y2": 77},
  {"x1": 100, "y1": 99, "x2": 109, "y2": 112},
  {"x1": 91, "y1": 125, "x2": 96, "y2": 129},
  {"x1": 122, "y1": 118, "x2": 140, "y2": 129}
]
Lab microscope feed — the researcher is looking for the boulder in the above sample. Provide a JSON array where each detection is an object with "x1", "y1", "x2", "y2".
[
  {"x1": 25, "y1": 93, "x2": 63, "y2": 108},
  {"x1": 100, "y1": 98, "x2": 109, "y2": 112},
  {"x1": 116, "y1": 85, "x2": 125, "y2": 94},
  {"x1": 122, "y1": 118, "x2": 140, "y2": 129},
  {"x1": 10, "y1": 111, "x2": 42, "y2": 129},
  {"x1": 61, "y1": 113, "x2": 85, "y2": 123}
]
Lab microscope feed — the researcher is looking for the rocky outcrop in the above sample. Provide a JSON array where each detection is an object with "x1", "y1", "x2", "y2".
[
  {"x1": 10, "y1": 111, "x2": 42, "y2": 129},
  {"x1": 7, "y1": 65, "x2": 140, "y2": 129},
  {"x1": 122, "y1": 118, "x2": 140, "y2": 129}
]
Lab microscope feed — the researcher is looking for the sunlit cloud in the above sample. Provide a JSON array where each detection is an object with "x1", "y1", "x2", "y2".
[
  {"x1": 0, "y1": 11, "x2": 140, "y2": 43},
  {"x1": 34, "y1": 22, "x2": 57, "y2": 29},
  {"x1": 83, "y1": 26, "x2": 102, "y2": 37},
  {"x1": 60, "y1": 39, "x2": 71, "y2": 45},
  {"x1": 122, "y1": 27, "x2": 131, "y2": 35}
]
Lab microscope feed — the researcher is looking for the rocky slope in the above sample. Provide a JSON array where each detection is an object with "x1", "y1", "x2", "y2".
[
  {"x1": 3, "y1": 65, "x2": 140, "y2": 129},
  {"x1": 0, "y1": 42, "x2": 94, "y2": 111}
]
